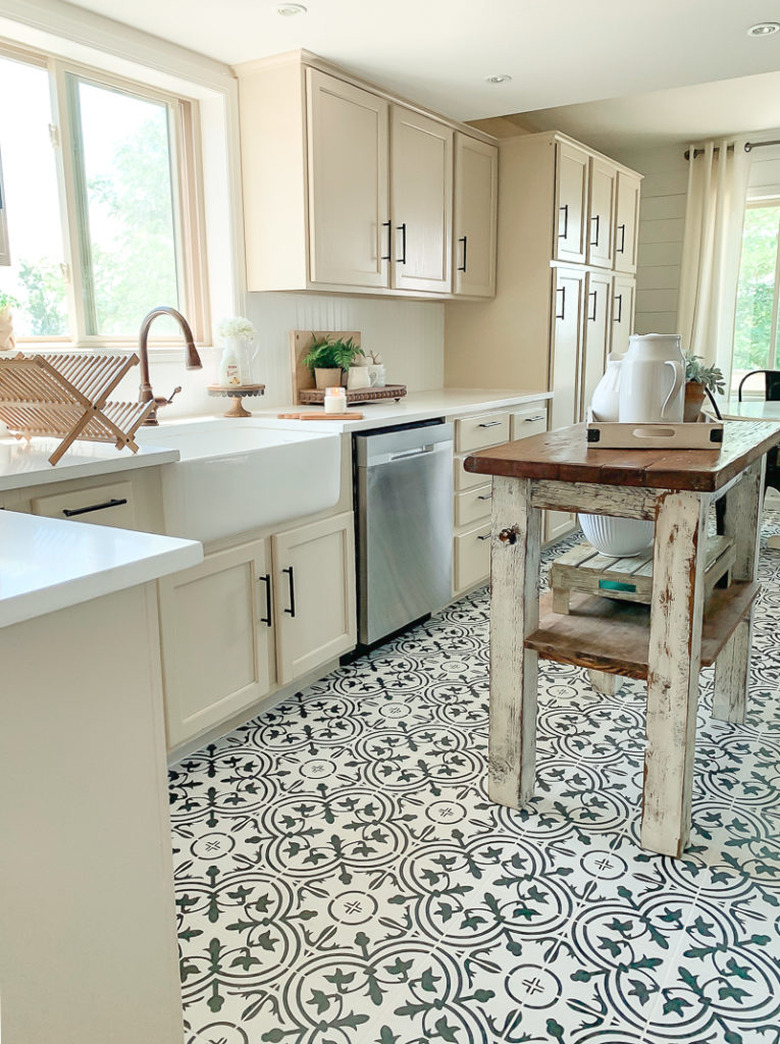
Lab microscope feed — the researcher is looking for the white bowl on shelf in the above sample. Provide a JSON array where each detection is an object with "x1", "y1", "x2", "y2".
[{"x1": 578, "y1": 513, "x2": 654, "y2": 557}]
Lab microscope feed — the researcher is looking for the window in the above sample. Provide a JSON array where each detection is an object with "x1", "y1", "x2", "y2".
[
  {"x1": 733, "y1": 199, "x2": 780, "y2": 392},
  {"x1": 0, "y1": 45, "x2": 207, "y2": 345}
]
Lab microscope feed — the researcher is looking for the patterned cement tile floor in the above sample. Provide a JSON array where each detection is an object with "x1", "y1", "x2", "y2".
[{"x1": 170, "y1": 513, "x2": 780, "y2": 1044}]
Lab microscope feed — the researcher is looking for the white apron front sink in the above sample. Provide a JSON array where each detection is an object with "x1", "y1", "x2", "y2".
[{"x1": 136, "y1": 418, "x2": 341, "y2": 542}]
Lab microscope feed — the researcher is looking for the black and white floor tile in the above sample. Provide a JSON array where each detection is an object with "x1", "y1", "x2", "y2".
[{"x1": 170, "y1": 511, "x2": 780, "y2": 1044}]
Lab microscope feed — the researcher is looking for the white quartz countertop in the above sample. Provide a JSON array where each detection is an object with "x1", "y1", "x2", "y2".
[
  {"x1": 0, "y1": 510, "x2": 202, "y2": 629},
  {"x1": 247, "y1": 388, "x2": 551, "y2": 433},
  {"x1": 0, "y1": 437, "x2": 179, "y2": 493}
]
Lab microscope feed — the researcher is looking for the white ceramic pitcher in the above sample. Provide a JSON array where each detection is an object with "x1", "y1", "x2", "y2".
[{"x1": 618, "y1": 333, "x2": 685, "y2": 424}]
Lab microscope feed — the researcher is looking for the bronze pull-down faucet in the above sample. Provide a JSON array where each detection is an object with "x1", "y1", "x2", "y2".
[{"x1": 138, "y1": 306, "x2": 202, "y2": 426}]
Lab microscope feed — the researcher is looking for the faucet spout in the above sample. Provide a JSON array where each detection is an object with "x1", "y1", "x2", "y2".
[{"x1": 138, "y1": 306, "x2": 202, "y2": 425}]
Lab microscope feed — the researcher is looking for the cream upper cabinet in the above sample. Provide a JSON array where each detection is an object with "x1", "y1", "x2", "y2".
[
  {"x1": 236, "y1": 52, "x2": 496, "y2": 298},
  {"x1": 614, "y1": 170, "x2": 641, "y2": 273},
  {"x1": 273, "y1": 512, "x2": 356, "y2": 686},
  {"x1": 581, "y1": 270, "x2": 612, "y2": 418},
  {"x1": 453, "y1": 133, "x2": 497, "y2": 297},
  {"x1": 307, "y1": 70, "x2": 389, "y2": 288},
  {"x1": 554, "y1": 141, "x2": 589, "y2": 264},
  {"x1": 587, "y1": 157, "x2": 616, "y2": 269},
  {"x1": 391, "y1": 107, "x2": 453, "y2": 293}
]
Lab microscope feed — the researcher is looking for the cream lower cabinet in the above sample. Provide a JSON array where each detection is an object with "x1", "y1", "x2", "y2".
[
  {"x1": 158, "y1": 539, "x2": 273, "y2": 749},
  {"x1": 273, "y1": 512, "x2": 356, "y2": 685},
  {"x1": 159, "y1": 512, "x2": 357, "y2": 750}
]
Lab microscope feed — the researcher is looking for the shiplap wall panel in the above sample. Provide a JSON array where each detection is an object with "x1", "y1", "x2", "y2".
[{"x1": 612, "y1": 144, "x2": 688, "y2": 337}]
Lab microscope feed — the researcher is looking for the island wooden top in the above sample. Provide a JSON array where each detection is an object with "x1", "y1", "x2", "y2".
[{"x1": 464, "y1": 420, "x2": 780, "y2": 492}]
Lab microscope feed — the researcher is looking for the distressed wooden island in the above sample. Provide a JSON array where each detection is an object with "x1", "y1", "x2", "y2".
[{"x1": 465, "y1": 420, "x2": 780, "y2": 857}]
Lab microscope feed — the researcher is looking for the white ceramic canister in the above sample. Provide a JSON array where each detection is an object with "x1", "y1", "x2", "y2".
[
  {"x1": 590, "y1": 353, "x2": 622, "y2": 421},
  {"x1": 618, "y1": 333, "x2": 685, "y2": 424}
]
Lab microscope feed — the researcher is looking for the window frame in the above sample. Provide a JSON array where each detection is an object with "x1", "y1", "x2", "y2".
[{"x1": 0, "y1": 39, "x2": 209, "y2": 349}]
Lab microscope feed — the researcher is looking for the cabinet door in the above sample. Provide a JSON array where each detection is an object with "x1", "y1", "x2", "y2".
[
  {"x1": 611, "y1": 275, "x2": 636, "y2": 356},
  {"x1": 391, "y1": 106, "x2": 453, "y2": 293},
  {"x1": 614, "y1": 170, "x2": 641, "y2": 273},
  {"x1": 452, "y1": 133, "x2": 497, "y2": 297},
  {"x1": 587, "y1": 157, "x2": 616, "y2": 268},
  {"x1": 550, "y1": 267, "x2": 586, "y2": 431},
  {"x1": 581, "y1": 271, "x2": 612, "y2": 419},
  {"x1": 554, "y1": 142, "x2": 589, "y2": 264},
  {"x1": 159, "y1": 540, "x2": 273, "y2": 749},
  {"x1": 273, "y1": 512, "x2": 356, "y2": 685},
  {"x1": 306, "y1": 69, "x2": 389, "y2": 288}
]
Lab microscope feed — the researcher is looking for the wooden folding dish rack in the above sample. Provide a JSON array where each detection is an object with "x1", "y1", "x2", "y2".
[{"x1": 0, "y1": 352, "x2": 154, "y2": 465}]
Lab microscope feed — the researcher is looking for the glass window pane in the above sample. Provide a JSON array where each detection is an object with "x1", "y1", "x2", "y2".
[
  {"x1": 74, "y1": 78, "x2": 180, "y2": 337},
  {"x1": 733, "y1": 205, "x2": 780, "y2": 390},
  {"x1": 0, "y1": 56, "x2": 68, "y2": 338}
]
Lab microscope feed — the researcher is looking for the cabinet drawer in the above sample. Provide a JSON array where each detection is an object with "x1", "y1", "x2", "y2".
[
  {"x1": 454, "y1": 522, "x2": 491, "y2": 592},
  {"x1": 455, "y1": 483, "x2": 492, "y2": 527},
  {"x1": 455, "y1": 411, "x2": 510, "y2": 452},
  {"x1": 454, "y1": 453, "x2": 490, "y2": 492},
  {"x1": 31, "y1": 481, "x2": 137, "y2": 529},
  {"x1": 510, "y1": 405, "x2": 548, "y2": 441}
]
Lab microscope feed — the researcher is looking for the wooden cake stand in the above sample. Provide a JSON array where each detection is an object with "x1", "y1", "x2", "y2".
[{"x1": 207, "y1": 384, "x2": 265, "y2": 418}]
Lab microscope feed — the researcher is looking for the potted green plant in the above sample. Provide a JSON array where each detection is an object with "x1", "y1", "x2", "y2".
[
  {"x1": 683, "y1": 352, "x2": 725, "y2": 421},
  {"x1": 0, "y1": 291, "x2": 19, "y2": 351},
  {"x1": 303, "y1": 334, "x2": 364, "y2": 390}
]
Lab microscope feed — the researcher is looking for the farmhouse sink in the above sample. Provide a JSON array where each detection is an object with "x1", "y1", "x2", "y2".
[{"x1": 136, "y1": 418, "x2": 341, "y2": 542}]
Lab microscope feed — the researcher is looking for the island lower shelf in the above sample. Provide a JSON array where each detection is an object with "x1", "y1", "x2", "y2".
[{"x1": 526, "y1": 581, "x2": 759, "y2": 679}]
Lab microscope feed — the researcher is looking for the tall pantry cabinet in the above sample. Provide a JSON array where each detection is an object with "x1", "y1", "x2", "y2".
[{"x1": 444, "y1": 130, "x2": 642, "y2": 541}]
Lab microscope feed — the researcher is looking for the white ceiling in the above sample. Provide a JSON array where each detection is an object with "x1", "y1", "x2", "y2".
[{"x1": 60, "y1": 0, "x2": 780, "y2": 132}]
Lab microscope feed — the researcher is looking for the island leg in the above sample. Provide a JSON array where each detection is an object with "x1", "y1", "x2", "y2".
[
  {"x1": 489, "y1": 476, "x2": 542, "y2": 808},
  {"x1": 641, "y1": 490, "x2": 707, "y2": 857},
  {"x1": 714, "y1": 459, "x2": 763, "y2": 722}
]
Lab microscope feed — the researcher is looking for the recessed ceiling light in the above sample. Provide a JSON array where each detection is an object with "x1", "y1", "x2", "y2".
[
  {"x1": 485, "y1": 74, "x2": 512, "y2": 85},
  {"x1": 277, "y1": 3, "x2": 307, "y2": 15},
  {"x1": 747, "y1": 21, "x2": 780, "y2": 36}
]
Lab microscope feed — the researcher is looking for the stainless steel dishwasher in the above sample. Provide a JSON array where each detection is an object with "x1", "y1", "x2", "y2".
[{"x1": 354, "y1": 420, "x2": 453, "y2": 646}]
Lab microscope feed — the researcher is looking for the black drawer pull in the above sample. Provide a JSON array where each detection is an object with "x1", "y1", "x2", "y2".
[
  {"x1": 62, "y1": 497, "x2": 127, "y2": 518},
  {"x1": 258, "y1": 574, "x2": 272, "y2": 627},
  {"x1": 477, "y1": 493, "x2": 492, "y2": 501},
  {"x1": 283, "y1": 566, "x2": 296, "y2": 617},
  {"x1": 478, "y1": 420, "x2": 502, "y2": 428},
  {"x1": 477, "y1": 534, "x2": 491, "y2": 541},
  {"x1": 523, "y1": 414, "x2": 546, "y2": 423}
]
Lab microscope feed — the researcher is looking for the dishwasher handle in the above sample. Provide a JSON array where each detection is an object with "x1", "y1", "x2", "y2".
[{"x1": 388, "y1": 444, "x2": 435, "y2": 462}]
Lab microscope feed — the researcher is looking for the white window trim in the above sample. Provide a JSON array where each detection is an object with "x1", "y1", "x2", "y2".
[{"x1": 0, "y1": 0, "x2": 245, "y2": 353}]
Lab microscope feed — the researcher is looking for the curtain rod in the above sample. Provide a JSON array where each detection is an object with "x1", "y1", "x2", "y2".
[
  {"x1": 744, "y1": 139, "x2": 780, "y2": 153},
  {"x1": 684, "y1": 144, "x2": 735, "y2": 160}
]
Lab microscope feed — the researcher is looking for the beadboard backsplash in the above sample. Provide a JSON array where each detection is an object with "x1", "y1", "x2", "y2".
[{"x1": 242, "y1": 293, "x2": 445, "y2": 407}]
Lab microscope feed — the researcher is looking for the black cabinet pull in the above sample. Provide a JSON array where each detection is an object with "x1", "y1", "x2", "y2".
[
  {"x1": 397, "y1": 222, "x2": 407, "y2": 264},
  {"x1": 478, "y1": 420, "x2": 502, "y2": 429},
  {"x1": 477, "y1": 493, "x2": 492, "y2": 501},
  {"x1": 555, "y1": 285, "x2": 566, "y2": 320},
  {"x1": 617, "y1": 223, "x2": 626, "y2": 254},
  {"x1": 282, "y1": 566, "x2": 296, "y2": 617},
  {"x1": 590, "y1": 214, "x2": 600, "y2": 247},
  {"x1": 558, "y1": 203, "x2": 569, "y2": 240},
  {"x1": 477, "y1": 534, "x2": 491, "y2": 541},
  {"x1": 588, "y1": 289, "x2": 597, "y2": 322},
  {"x1": 613, "y1": 293, "x2": 623, "y2": 323},
  {"x1": 381, "y1": 220, "x2": 392, "y2": 261},
  {"x1": 258, "y1": 574, "x2": 272, "y2": 627},
  {"x1": 457, "y1": 235, "x2": 468, "y2": 272},
  {"x1": 62, "y1": 497, "x2": 127, "y2": 518}
]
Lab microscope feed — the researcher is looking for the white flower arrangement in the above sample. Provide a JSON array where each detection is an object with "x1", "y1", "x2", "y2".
[{"x1": 216, "y1": 316, "x2": 256, "y2": 342}]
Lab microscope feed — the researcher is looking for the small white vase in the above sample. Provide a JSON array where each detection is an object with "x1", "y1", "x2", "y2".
[
  {"x1": 590, "y1": 354, "x2": 622, "y2": 421},
  {"x1": 578, "y1": 513, "x2": 654, "y2": 557}
]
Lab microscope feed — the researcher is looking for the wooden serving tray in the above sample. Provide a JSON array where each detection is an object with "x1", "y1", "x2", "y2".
[
  {"x1": 298, "y1": 385, "x2": 407, "y2": 406},
  {"x1": 586, "y1": 419, "x2": 724, "y2": 449}
]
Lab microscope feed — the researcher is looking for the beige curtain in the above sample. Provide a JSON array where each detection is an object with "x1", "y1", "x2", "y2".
[{"x1": 677, "y1": 139, "x2": 751, "y2": 399}]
